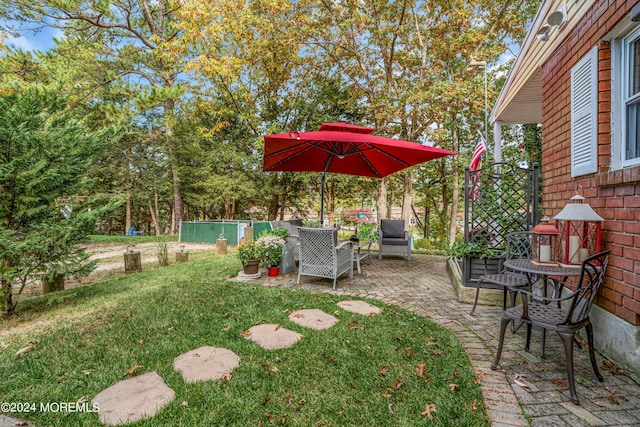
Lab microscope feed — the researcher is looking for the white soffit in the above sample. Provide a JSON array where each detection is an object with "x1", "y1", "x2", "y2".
[{"x1": 492, "y1": 0, "x2": 597, "y2": 125}]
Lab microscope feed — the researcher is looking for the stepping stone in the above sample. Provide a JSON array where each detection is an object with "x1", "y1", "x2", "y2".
[
  {"x1": 288, "y1": 309, "x2": 338, "y2": 330},
  {"x1": 245, "y1": 324, "x2": 302, "y2": 350},
  {"x1": 173, "y1": 346, "x2": 240, "y2": 383},
  {"x1": 92, "y1": 371, "x2": 174, "y2": 426},
  {"x1": 337, "y1": 300, "x2": 382, "y2": 315}
]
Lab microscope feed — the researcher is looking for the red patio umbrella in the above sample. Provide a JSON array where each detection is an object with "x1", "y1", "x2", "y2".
[{"x1": 263, "y1": 123, "x2": 456, "y2": 223}]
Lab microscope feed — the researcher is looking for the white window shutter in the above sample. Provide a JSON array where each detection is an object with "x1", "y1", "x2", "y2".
[{"x1": 571, "y1": 47, "x2": 598, "y2": 176}]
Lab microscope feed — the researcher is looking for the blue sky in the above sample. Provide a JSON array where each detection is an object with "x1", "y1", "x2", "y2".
[{"x1": 2, "y1": 20, "x2": 61, "y2": 52}]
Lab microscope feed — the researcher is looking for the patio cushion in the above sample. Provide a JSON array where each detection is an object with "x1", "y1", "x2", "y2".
[
  {"x1": 381, "y1": 220, "x2": 405, "y2": 238},
  {"x1": 381, "y1": 237, "x2": 409, "y2": 246}
]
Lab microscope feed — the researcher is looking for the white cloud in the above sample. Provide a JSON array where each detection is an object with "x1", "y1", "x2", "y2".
[{"x1": 3, "y1": 26, "x2": 64, "y2": 52}]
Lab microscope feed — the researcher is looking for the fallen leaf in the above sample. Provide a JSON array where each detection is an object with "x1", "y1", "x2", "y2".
[
  {"x1": 432, "y1": 349, "x2": 443, "y2": 355},
  {"x1": 125, "y1": 365, "x2": 143, "y2": 376},
  {"x1": 475, "y1": 369, "x2": 485, "y2": 385},
  {"x1": 167, "y1": 327, "x2": 174, "y2": 331},
  {"x1": 182, "y1": 401, "x2": 188, "y2": 407},
  {"x1": 449, "y1": 383, "x2": 458, "y2": 393},
  {"x1": 550, "y1": 379, "x2": 566, "y2": 387},
  {"x1": 82, "y1": 370, "x2": 91, "y2": 376},
  {"x1": 275, "y1": 325, "x2": 282, "y2": 331},
  {"x1": 608, "y1": 395, "x2": 620, "y2": 405},
  {"x1": 421, "y1": 403, "x2": 436, "y2": 419},
  {"x1": 575, "y1": 336, "x2": 586, "y2": 347},
  {"x1": 416, "y1": 362, "x2": 426, "y2": 378},
  {"x1": 381, "y1": 391, "x2": 391, "y2": 399},
  {"x1": 223, "y1": 372, "x2": 232, "y2": 380},
  {"x1": 378, "y1": 366, "x2": 389, "y2": 377},
  {"x1": 15, "y1": 345, "x2": 34, "y2": 356},
  {"x1": 241, "y1": 330, "x2": 252, "y2": 337},
  {"x1": 271, "y1": 366, "x2": 279, "y2": 373},
  {"x1": 391, "y1": 380, "x2": 403, "y2": 389},
  {"x1": 471, "y1": 400, "x2": 478, "y2": 411},
  {"x1": 8, "y1": 373, "x2": 17, "y2": 380},
  {"x1": 137, "y1": 340, "x2": 144, "y2": 345},
  {"x1": 601, "y1": 359, "x2": 626, "y2": 376},
  {"x1": 293, "y1": 313, "x2": 304, "y2": 318},
  {"x1": 221, "y1": 325, "x2": 230, "y2": 331}
]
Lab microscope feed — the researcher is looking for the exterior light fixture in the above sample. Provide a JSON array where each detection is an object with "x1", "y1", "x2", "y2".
[
  {"x1": 553, "y1": 195, "x2": 604, "y2": 267},
  {"x1": 537, "y1": 25, "x2": 550, "y2": 42},
  {"x1": 536, "y1": 3, "x2": 566, "y2": 43},
  {"x1": 532, "y1": 216, "x2": 560, "y2": 266}
]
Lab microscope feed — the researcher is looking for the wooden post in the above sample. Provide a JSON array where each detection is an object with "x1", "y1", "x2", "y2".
[
  {"x1": 43, "y1": 273, "x2": 65, "y2": 294},
  {"x1": 244, "y1": 226, "x2": 254, "y2": 243},
  {"x1": 124, "y1": 251, "x2": 142, "y2": 273},
  {"x1": 216, "y1": 234, "x2": 227, "y2": 255}
]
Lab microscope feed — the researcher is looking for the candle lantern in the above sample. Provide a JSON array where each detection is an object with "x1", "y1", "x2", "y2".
[
  {"x1": 531, "y1": 216, "x2": 559, "y2": 266},
  {"x1": 553, "y1": 195, "x2": 604, "y2": 267}
]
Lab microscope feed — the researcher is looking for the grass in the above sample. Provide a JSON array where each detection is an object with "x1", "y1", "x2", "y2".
[{"x1": 0, "y1": 252, "x2": 489, "y2": 426}]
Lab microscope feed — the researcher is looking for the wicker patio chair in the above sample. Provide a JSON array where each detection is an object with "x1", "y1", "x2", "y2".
[
  {"x1": 296, "y1": 227, "x2": 353, "y2": 289},
  {"x1": 378, "y1": 219, "x2": 412, "y2": 261},
  {"x1": 470, "y1": 231, "x2": 535, "y2": 315},
  {"x1": 491, "y1": 250, "x2": 610, "y2": 405},
  {"x1": 272, "y1": 219, "x2": 304, "y2": 262}
]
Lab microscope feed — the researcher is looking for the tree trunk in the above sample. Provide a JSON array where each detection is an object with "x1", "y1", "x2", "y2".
[
  {"x1": 424, "y1": 206, "x2": 430, "y2": 239},
  {"x1": 377, "y1": 178, "x2": 388, "y2": 223},
  {"x1": 280, "y1": 181, "x2": 288, "y2": 220},
  {"x1": 401, "y1": 171, "x2": 412, "y2": 226},
  {"x1": 153, "y1": 188, "x2": 161, "y2": 234},
  {"x1": 163, "y1": 98, "x2": 183, "y2": 235},
  {"x1": 145, "y1": 190, "x2": 159, "y2": 236},
  {"x1": 125, "y1": 190, "x2": 132, "y2": 234}
]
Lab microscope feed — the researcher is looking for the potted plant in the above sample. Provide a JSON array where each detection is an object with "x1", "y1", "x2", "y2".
[
  {"x1": 238, "y1": 241, "x2": 262, "y2": 274},
  {"x1": 255, "y1": 234, "x2": 286, "y2": 276},
  {"x1": 447, "y1": 235, "x2": 501, "y2": 287}
]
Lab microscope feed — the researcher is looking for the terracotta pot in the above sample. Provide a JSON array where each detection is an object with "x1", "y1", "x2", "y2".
[
  {"x1": 243, "y1": 259, "x2": 260, "y2": 274},
  {"x1": 267, "y1": 266, "x2": 279, "y2": 276}
]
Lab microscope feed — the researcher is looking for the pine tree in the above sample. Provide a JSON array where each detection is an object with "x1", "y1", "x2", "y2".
[{"x1": 0, "y1": 88, "x2": 118, "y2": 315}]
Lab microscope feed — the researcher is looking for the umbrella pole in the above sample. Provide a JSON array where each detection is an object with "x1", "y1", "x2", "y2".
[{"x1": 320, "y1": 172, "x2": 326, "y2": 226}]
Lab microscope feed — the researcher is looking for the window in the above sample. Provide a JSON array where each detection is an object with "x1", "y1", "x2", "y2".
[
  {"x1": 571, "y1": 47, "x2": 598, "y2": 177},
  {"x1": 621, "y1": 28, "x2": 640, "y2": 166},
  {"x1": 612, "y1": 25, "x2": 640, "y2": 169}
]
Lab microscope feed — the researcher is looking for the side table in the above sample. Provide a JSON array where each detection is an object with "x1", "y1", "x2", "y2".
[{"x1": 353, "y1": 240, "x2": 373, "y2": 274}]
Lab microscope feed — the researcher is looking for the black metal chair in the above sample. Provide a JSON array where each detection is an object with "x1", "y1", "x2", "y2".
[
  {"x1": 470, "y1": 231, "x2": 534, "y2": 315},
  {"x1": 491, "y1": 251, "x2": 610, "y2": 405}
]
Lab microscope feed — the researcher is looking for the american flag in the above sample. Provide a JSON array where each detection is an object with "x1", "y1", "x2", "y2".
[
  {"x1": 469, "y1": 136, "x2": 486, "y2": 172},
  {"x1": 469, "y1": 136, "x2": 486, "y2": 200}
]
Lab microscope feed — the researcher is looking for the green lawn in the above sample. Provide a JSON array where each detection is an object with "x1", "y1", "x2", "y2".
[{"x1": 0, "y1": 252, "x2": 488, "y2": 426}]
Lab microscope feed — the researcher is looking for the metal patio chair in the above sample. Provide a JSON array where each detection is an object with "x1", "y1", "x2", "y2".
[
  {"x1": 296, "y1": 227, "x2": 353, "y2": 289},
  {"x1": 378, "y1": 219, "x2": 412, "y2": 261},
  {"x1": 470, "y1": 231, "x2": 535, "y2": 315},
  {"x1": 491, "y1": 250, "x2": 610, "y2": 405}
]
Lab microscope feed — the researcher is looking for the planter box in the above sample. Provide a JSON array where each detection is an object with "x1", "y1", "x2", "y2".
[{"x1": 462, "y1": 255, "x2": 502, "y2": 288}]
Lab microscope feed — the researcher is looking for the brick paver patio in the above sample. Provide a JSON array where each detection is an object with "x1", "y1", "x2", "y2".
[
  {"x1": 2, "y1": 254, "x2": 638, "y2": 427},
  {"x1": 253, "y1": 254, "x2": 640, "y2": 427}
]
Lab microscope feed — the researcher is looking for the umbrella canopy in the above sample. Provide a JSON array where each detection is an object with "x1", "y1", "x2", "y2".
[{"x1": 263, "y1": 123, "x2": 456, "y2": 223}]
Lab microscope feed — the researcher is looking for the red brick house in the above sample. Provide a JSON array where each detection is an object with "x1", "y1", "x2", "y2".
[{"x1": 492, "y1": 0, "x2": 640, "y2": 373}]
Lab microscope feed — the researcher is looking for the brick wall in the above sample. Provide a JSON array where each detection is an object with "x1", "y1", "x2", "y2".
[{"x1": 541, "y1": 0, "x2": 640, "y2": 326}]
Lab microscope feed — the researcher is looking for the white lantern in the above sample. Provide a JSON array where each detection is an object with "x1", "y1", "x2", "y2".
[{"x1": 553, "y1": 195, "x2": 604, "y2": 267}]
